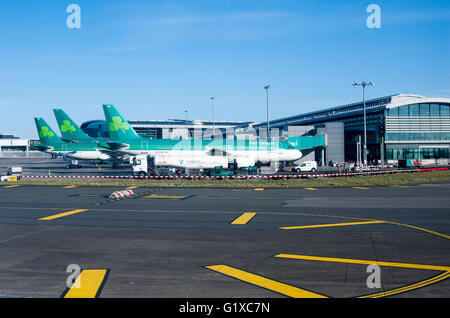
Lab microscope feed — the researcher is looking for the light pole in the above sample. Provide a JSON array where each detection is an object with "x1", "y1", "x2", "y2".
[
  {"x1": 184, "y1": 109, "x2": 189, "y2": 139},
  {"x1": 353, "y1": 81, "x2": 374, "y2": 167},
  {"x1": 264, "y1": 85, "x2": 271, "y2": 139},
  {"x1": 210, "y1": 97, "x2": 215, "y2": 138}
]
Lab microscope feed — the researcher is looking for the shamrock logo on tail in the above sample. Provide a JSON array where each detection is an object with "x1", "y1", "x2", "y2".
[
  {"x1": 109, "y1": 116, "x2": 129, "y2": 133},
  {"x1": 61, "y1": 120, "x2": 76, "y2": 134},
  {"x1": 39, "y1": 126, "x2": 55, "y2": 138}
]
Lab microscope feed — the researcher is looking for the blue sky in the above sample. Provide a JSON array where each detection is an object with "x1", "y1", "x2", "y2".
[{"x1": 0, "y1": 0, "x2": 449, "y2": 138}]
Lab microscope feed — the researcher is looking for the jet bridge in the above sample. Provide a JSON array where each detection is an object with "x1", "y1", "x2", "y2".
[{"x1": 287, "y1": 136, "x2": 327, "y2": 166}]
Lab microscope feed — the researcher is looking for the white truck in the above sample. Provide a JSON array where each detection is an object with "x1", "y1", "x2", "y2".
[
  {"x1": 7, "y1": 166, "x2": 22, "y2": 176},
  {"x1": 132, "y1": 154, "x2": 229, "y2": 177},
  {"x1": 1, "y1": 166, "x2": 22, "y2": 182},
  {"x1": 131, "y1": 154, "x2": 256, "y2": 177},
  {"x1": 292, "y1": 161, "x2": 318, "y2": 172}
]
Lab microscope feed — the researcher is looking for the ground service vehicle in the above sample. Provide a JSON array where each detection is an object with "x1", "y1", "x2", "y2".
[
  {"x1": 67, "y1": 160, "x2": 82, "y2": 169},
  {"x1": 132, "y1": 154, "x2": 228, "y2": 176},
  {"x1": 7, "y1": 166, "x2": 22, "y2": 176},
  {"x1": 292, "y1": 161, "x2": 318, "y2": 172}
]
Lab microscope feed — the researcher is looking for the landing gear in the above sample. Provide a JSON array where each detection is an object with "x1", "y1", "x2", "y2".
[{"x1": 112, "y1": 162, "x2": 119, "y2": 169}]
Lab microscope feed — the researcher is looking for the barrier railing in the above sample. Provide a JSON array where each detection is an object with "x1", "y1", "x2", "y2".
[{"x1": 19, "y1": 166, "x2": 449, "y2": 181}]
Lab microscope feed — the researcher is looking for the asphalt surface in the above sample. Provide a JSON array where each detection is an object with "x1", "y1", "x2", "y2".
[
  {"x1": 0, "y1": 181, "x2": 449, "y2": 298},
  {"x1": 0, "y1": 158, "x2": 132, "y2": 177}
]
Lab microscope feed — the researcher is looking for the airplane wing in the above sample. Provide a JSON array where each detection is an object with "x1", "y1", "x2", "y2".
[
  {"x1": 30, "y1": 145, "x2": 54, "y2": 152},
  {"x1": 206, "y1": 148, "x2": 229, "y2": 156},
  {"x1": 98, "y1": 148, "x2": 130, "y2": 161},
  {"x1": 104, "y1": 142, "x2": 130, "y2": 150},
  {"x1": 207, "y1": 148, "x2": 255, "y2": 165}
]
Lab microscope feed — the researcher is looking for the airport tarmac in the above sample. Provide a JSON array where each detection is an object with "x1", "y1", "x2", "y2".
[
  {"x1": 0, "y1": 158, "x2": 132, "y2": 177},
  {"x1": 0, "y1": 182, "x2": 449, "y2": 298}
]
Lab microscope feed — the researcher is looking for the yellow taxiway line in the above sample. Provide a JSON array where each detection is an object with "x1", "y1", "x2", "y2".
[
  {"x1": 39, "y1": 209, "x2": 88, "y2": 221},
  {"x1": 274, "y1": 253, "x2": 450, "y2": 297},
  {"x1": 145, "y1": 194, "x2": 187, "y2": 199},
  {"x1": 274, "y1": 254, "x2": 450, "y2": 272},
  {"x1": 206, "y1": 265, "x2": 327, "y2": 298},
  {"x1": 231, "y1": 212, "x2": 256, "y2": 225},
  {"x1": 280, "y1": 220, "x2": 385, "y2": 230},
  {"x1": 385, "y1": 221, "x2": 450, "y2": 240},
  {"x1": 360, "y1": 271, "x2": 450, "y2": 298},
  {"x1": 63, "y1": 269, "x2": 109, "y2": 298}
]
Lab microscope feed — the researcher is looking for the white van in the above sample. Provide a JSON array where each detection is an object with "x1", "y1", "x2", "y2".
[{"x1": 292, "y1": 161, "x2": 318, "y2": 172}]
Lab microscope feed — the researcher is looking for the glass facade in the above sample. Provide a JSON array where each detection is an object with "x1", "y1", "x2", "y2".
[
  {"x1": 385, "y1": 102, "x2": 450, "y2": 160},
  {"x1": 386, "y1": 148, "x2": 449, "y2": 160},
  {"x1": 386, "y1": 103, "x2": 450, "y2": 117},
  {"x1": 133, "y1": 127, "x2": 162, "y2": 139},
  {"x1": 386, "y1": 132, "x2": 450, "y2": 141}
]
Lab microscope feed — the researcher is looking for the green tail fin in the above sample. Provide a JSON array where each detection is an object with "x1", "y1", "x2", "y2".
[
  {"x1": 34, "y1": 117, "x2": 63, "y2": 145},
  {"x1": 102, "y1": 104, "x2": 142, "y2": 140},
  {"x1": 53, "y1": 109, "x2": 93, "y2": 142}
]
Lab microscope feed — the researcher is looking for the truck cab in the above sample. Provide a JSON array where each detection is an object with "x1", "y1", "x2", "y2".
[{"x1": 132, "y1": 154, "x2": 152, "y2": 177}]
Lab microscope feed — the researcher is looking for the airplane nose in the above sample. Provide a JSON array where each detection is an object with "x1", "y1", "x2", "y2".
[{"x1": 293, "y1": 150, "x2": 302, "y2": 161}]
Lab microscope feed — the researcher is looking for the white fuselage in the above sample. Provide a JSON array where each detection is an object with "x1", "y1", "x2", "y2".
[
  {"x1": 51, "y1": 150, "x2": 111, "y2": 161},
  {"x1": 123, "y1": 148, "x2": 302, "y2": 165}
]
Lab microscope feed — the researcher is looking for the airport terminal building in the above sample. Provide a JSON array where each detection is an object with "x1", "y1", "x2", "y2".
[{"x1": 253, "y1": 94, "x2": 450, "y2": 164}]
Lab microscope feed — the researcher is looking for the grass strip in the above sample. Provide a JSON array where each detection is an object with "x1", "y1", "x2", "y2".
[{"x1": 5, "y1": 170, "x2": 450, "y2": 188}]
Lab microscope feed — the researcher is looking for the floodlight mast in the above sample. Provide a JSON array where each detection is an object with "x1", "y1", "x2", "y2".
[
  {"x1": 210, "y1": 97, "x2": 215, "y2": 138},
  {"x1": 264, "y1": 85, "x2": 271, "y2": 139},
  {"x1": 353, "y1": 81, "x2": 374, "y2": 167}
]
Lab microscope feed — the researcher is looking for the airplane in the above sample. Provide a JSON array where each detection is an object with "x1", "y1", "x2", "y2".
[
  {"x1": 53, "y1": 109, "x2": 127, "y2": 167},
  {"x1": 33, "y1": 117, "x2": 114, "y2": 163},
  {"x1": 100, "y1": 104, "x2": 302, "y2": 168}
]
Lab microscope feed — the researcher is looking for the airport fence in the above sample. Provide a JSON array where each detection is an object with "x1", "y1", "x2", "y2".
[{"x1": 19, "y1": 166, "x2": 450, "y2": 181}]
